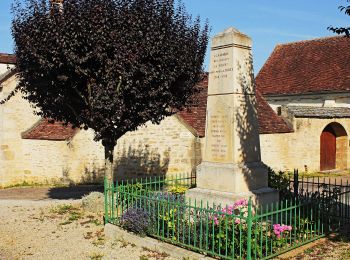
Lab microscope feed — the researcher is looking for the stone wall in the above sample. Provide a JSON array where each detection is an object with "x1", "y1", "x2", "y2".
[
  {"x1": 0, "y1": 75, "x2": 202, "y2": 186},
  {"x1": 0, "y1": 75, "x2": 42, "y2": 186},
  {"x1": 66, "y1": 116, "x2": 202, "y2": 183},
  {"x1": 260, "y1": 117, "x2": 350, "y2": 172}
]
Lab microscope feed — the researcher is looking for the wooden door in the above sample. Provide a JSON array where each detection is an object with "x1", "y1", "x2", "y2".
[{"x1": 320, "y1": 126, "x2": 336, "y2": 171}]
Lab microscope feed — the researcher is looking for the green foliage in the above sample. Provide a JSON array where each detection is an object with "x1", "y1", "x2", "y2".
[
  {"x1": 11, "y1": 0, "x2": 209, "y2": 148},
  {"x1": 50, "y1": 204, "x2": 75, "y2": 215},
  {"x1": 328, "y1": 0, "x2": 350, "y2": 36},
  {"x1": 267, "y1": 167, "x2": 293, "y2": 199},
  {"x1": 148, "y1": 192, "x2": 185, "y2": 238}
]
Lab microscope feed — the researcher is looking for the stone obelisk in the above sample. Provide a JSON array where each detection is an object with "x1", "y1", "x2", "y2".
[{"x1": 186, "y1": 27, "x2": 278, "y2": 206}]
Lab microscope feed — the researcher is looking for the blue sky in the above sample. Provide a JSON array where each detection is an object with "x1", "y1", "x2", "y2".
[{"x1": 0, "y1": 0, "x2": 348, "y2": 73}]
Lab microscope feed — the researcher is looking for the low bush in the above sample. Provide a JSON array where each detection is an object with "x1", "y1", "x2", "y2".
[
  {"x1": 268, "y1": 167, "x2": 293, "y2": 199},
  {"x1": 82, "y1": 192, "x2": 104, "y2": 214},
  {"x1": 120, "y1": 207, "x2": 150, "y2": 236}
]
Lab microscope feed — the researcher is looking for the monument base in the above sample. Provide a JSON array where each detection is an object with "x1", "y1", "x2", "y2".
[
  {"x1": 196, "y1": 161, "x2": 269, "y2": 193},
  {"x1": 185, "y1": 187, "x2": 279, "y2": 207}
]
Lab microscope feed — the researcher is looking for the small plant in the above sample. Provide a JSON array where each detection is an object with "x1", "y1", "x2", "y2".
[
  {"x1": 82, "y1": 192, "x2": 104, "y2": 214},
  {"x1": 116, "y1": 237, "x2": 135, "y2": 248},
  {"x1": 88, "y1": 252, "x2": 104, "y2": 260},
  {"x1": 267, "y1": 167, "x2": 293, "y2": 199},
  {"x1": 167, "y1": 185, "x2": 188, "y2": 195},
  {"x1": 121, "y1": 207, "x2": 150, "y2": 235},
  {"x1": 92, "y1": 236, "x2": 105, "y2": 247},
  {"x1": 272, "y1": 224, "x2": 292, "y2": 248},
  {"x1": 50, "y1": 204, "x2": 75, "y2": 215},
  {"x1": 141, "y1": 247, "x2": 169, "y2": 260},
  {"x1": 148, "y1": 192, "x2": 185, "y2": 237}
]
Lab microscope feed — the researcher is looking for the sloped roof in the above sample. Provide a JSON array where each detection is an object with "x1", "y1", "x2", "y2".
[
  {"x1": 256, "y1": 36, "x2": 350, "y2": 96},
  {"x1": 21, "y1": 76, "x2": 291, "y2": 141},
  {"x1": 177, "y1": 76, "x2": 208, "y2": 137},
  {"x1": 0, "y1": 69, "x2": 16, "y2": 84},
  {"x1": 0, "y1": 53, "x2": 16, "y2": 65},
  {"x1": 256, "y1": 91, "x2": 293, "y2": 134},
  {"x1": 22, "y1": 119, "x2": 78, "y2": 141},
  {"x1": 177, "y1": 76, "x2": 293, "y2": 136},
  {"x1": 286, "y1": 106, "x2": 350, "y2": 118}
]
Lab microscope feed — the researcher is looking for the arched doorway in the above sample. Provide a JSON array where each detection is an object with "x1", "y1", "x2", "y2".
[{"x1": 320, "y1": 122, "x2": 348, "y2": 171}]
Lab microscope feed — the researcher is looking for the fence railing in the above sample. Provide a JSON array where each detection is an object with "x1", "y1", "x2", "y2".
[
  {"x1": 286, "y1": 169, "x2": 350, "y2": 227},
  {"x1": 104, "y1": 173, "x2": 350, "y2": 259}
]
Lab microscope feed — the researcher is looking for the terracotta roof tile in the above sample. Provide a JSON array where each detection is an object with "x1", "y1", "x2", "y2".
[
  {"x1": 0, "y1": 53, "x2": 16, "y2": 65},
  {"x1": 256, "y1": 36, "x2": 350, "y2": 95},
  {"x1": 256, "y1": 91, "x2": 293, "y2": 134},
  {"x1": 22, "y1": 119, "x2": 78, "y2": 141},
  {"x1": 177, "y1": 76, "x2": 293, "y2": 136},
  {"x1": 177, "y1": 76, "x2": 208, "y2": 137}
]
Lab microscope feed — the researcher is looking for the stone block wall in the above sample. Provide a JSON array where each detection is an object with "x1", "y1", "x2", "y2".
[
  {"x1": 0, "y1": 76, "x2": 41, "y2": 186},
  {"x1": 260, "y1": 117, "x2": 350, "y2": 172},
  {"x1": 65, "y1": 116, "x2": 202, "y2": 183}
]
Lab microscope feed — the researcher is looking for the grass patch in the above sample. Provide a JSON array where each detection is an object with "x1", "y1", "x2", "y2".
[
  {"x1": 50, "y1": 204, "x2": 84, "y2": 225},
  {"x1": 88, "y1": 252, "x2": 104, "y2": 260},
  {"x1": 116, "y1": 237, "x2": 136, "y2": 248},
  {"x1": 141, "y1": 246, "x2": 169, "y2": 260},
  {"x1": 92, "y1": 229, "x2": 105, "y2": 247},
  {"x1": 340, "y1": 249, "x2": 350, "y2": 259},
  {"x1": 50, "y1": 204, "x2": 76, "y2": 215},
  {"x1": 282, "y1": 170, "x2": 350, "y2": 179},
  {"x1": 1, "y1": 180, "x2": 68, "y2": 189}
]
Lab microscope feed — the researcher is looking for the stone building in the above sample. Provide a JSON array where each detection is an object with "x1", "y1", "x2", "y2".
[
  {"x1": 0, "y1": 36, "x2": 349, "y2": 186},
  {"x1": 0, "y1": 57, "x2": 205, "y2": 187},
  {"x1": 256, "y1": 36, "x2": 350, "y2": 172}
]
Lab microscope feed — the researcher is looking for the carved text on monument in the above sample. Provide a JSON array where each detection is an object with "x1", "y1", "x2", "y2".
[
  {"x1": 210, "y1": 51, "x2": 233, "y2": 80},
  {"x1": 209, "y1": 112, "x2": 229, "y2": 161}
]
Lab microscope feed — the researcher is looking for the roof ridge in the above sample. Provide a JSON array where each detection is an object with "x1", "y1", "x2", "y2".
[{"x1": 275, "y1": 35, "x2": 347, "y2": 47}]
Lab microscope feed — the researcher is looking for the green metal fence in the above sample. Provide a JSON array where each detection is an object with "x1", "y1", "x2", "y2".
[{"x1": 104, "y1": 174, "x2": 350, "y2": 259}]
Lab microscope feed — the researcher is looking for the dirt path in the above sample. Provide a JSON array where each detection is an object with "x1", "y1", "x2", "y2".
[
  {"x1": 0, "y1": 185, "x2": 103, "y2": 200},
  {"x1": 0, "y1": 199, "x2": 175, "y2": 260}
]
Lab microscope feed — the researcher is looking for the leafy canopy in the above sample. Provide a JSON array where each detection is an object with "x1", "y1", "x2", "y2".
[
  {"x1": 12, "y1": 0, "x2": 209, "y2": 146},
  {"x1": 328, "y1": 0, "x2": 350, "y2": 36}
]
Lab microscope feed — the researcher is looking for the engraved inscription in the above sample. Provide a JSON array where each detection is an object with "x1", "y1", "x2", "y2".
[
  {"x1": 209, "y1": 50, "x2": 234, "y2": 80},
  {"x1": 208, "y1": 111, "x2": 230, "y2": 162}
]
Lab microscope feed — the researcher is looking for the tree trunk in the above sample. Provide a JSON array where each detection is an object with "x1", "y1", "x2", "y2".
[{"x1": 103, "y1": 142, "x2": 115, "y2": 182}]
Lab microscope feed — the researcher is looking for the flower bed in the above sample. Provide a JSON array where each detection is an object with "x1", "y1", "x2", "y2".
[{"x1": 105, "y1": 174, "x2": 350, "y2": 259}]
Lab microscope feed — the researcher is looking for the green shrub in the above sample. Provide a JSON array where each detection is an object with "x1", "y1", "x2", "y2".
[{"x1": 267, "y1": 167, "x2": 293, "y2": 199}]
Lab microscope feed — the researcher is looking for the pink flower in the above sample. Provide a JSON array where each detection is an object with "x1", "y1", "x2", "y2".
[
  {"x1": 273, "y1": 224, "x2": 292, "y2": 239},
  {"x1": 233, "y1": 199, "x2": 248, "y2": 209},
  {"x1": 234, "y1": 218, "x2": 241, "y2": 225}
]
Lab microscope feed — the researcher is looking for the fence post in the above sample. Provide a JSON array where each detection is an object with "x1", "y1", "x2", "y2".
[
  {"x1": 293, "y1": 169, "x2": 299, "y2": 199},
  {"x1": 247, "y1": 197, "x2": 253, "y2": 260}
]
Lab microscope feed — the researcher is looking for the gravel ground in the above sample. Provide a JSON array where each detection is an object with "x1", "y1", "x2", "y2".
[{"x1": 0, "y1": 199, "x2": 176, "y2": 260}]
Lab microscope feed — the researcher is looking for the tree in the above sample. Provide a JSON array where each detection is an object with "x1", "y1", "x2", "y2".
[
  {"x1": 11, "y1": 0, "x2": 209, "y2": 181},
  {"x1": 328, "y1": 0, "x2": 350, "y2": 36}
]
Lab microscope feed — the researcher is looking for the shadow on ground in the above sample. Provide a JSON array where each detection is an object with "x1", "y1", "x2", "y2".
[{"x1": 0, "y1": 185, "x2": 103, "y2": 200}]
